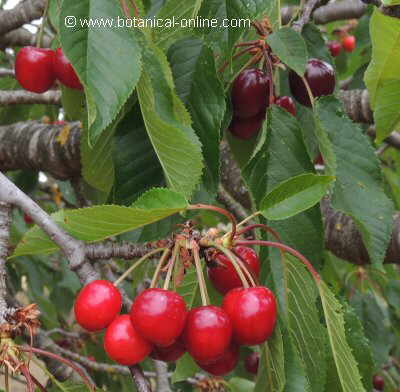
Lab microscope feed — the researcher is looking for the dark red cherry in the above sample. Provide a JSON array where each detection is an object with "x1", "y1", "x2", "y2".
[
  {"x1": 150, "y1": 339, "x2": 186, "y2": 362},
  {"x1": 314, "y1": 153, "x2": 324, "y2": 166},
  {"x1": 208, "y1": 246, "x2": 261, "y2": 295},
  {"x1": 229, "y1": 112, "x2": 265, "y2": 140},
  {"x1": 289, "y1": 58, "x2": 335, "y2": 107},
  {"x1": 104, "y1": 315, "x2": 152, "y2": 365},
  {"x1": 183, "y1": 305, "x2": 232, "y2": 364},
  {"x1": 23, "y1": 213, "x2": 34, "y2": 225},
  {"x1": 372, "y1": 375, "x2": 384, "y2": 391},
  {"x1": 275, "y1": 96, "x2": 296, "y2": 116},
  {"x1": 74, "y1": 280, "x2": 122, "y2": 331},
  {"x1": 197, "y1": 345, "x2": 239, "y2": 376},
  {"x1": 54, "y1": 48, "x2": 83, "y2": 90},
  {"x1": 15, "y1": 47, "x2": 55, "y2": 93},
  {"x1": 245, "y1": 352, "x2": 260, "y2": 374},
  {"x1": 342, "y1": 35, "x2": 356, "y2": 53},
  {"x1": 222, "y1": 287, "x2": 277, "y2": 346},
  {"x1": 231, "y1": 69, "x2": 270, "y2": 119},
  {"x1": 327, "y1": 41, "x2": 341, "y2": 57},
  {"x1": 130, "y1": 288, "x2": 187, "y2": 347}
]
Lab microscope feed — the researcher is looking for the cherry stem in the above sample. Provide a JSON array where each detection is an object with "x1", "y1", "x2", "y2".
[
  {"x1": 4, "y1": 368, "x2": 9, "y2": 392},
  {"x1": 235, "y1": 240, "x2": 321, "y2": 282},
  {"x1": 120, "y1": 0, "x2": 131, "y2": 18},
  {"x1": 263, "y1": 49, "x2": 275, "y2": 105},
  {"x1": 19, "y1": 346, "x2": 96, "y2": 392},
  {"x1": 211, "y1": 243, "x2": 253, "y2": 288},
  {"x1": 150, "y1": 248, "x2": 171, "y2": 288},
  {"x1": 188, "y1": 204, "x2": 237, "y2": 246},
  {"x1": 237, "y1": 211, "x2": 261, "y2": 228},
  {"x1": 114, "y1": 248, "x2": 166, "y2": 287},
  {"x1": 192, "y1": 241, "x2": 210, "y2": 306},
  {"x1": 30, "y1": 374, "x2": 47, "y2": 392},
  {"x1": 128, "y1": 0, "x2": 140, "y2": 18},
  {"x1": 301, "y1": 75, "x2": 315, "y2": 108},
  {"x1": 20, "y1": 365, "x2": 34, "y2": 392},
  {"x1": 163, "y1": 244, "x2": 179, "y2": 290},
  {"x1": 219, "y1": 46, "x2": 255, "y2": 73},
  {"x1": 235, "y1": 40, "x2": 261, "y2": 48},
  {"x1": 36, "y1": 0, "x2": 50, "y2": 48},
  {"x1": 236, "y1": 224, "x2": 282, "y2": 243}
]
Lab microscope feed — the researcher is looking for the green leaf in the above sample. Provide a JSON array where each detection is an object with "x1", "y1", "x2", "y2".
[
  {"x1": 137, "y1": 39, "x2": 204, "y2": 198},
  {"x1": 169, "y1": 38, "x2": 225, "y2": 193},
  {"x1": 12, "y1": 189, "x2": 188, "y2": 257},
  {"x1": 364, "y1": 10, "x2": 400, "y2": 142},
  {"x1": 260, "y1": 174, "x2": 335, "y2": 220},
  {"x1": 318, "y1": 282, "x2": 365, "y2": 392},
  {"x1": 60, "y1": 0, "x2": 142, "y2": 142},
  {"x1": 302, "y1": 24, "x2": 332, "y2": 64},
  {"x1": 314, "y1": 96, "x2": 394, "y2": 267},
  {"x1": 266, "y1": 28, "x2": 308, "y2": 76},
  {"x1": 171, "y1": 353, "x2": 200, "y2": 383},
  {"x1": 254, "y1": 325, "x2": 285, "y2": 392},
  {"x1": 176, "y1": 266, "x2": 201, "y2": 309},
  {"x1": 228, "y1": 377, "x2": 256, "y2": 392}
]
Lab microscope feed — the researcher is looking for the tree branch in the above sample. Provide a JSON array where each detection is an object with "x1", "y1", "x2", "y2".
[
  {"x1": 312, "y1": 0, "x2": 367, "y2": 24},
  {"x1": 0, "y1": 202, "x2": 12, "y2": 323},
  {"x1": 339, "y1": 89, "x2": 373, "y2": 124},
  {"x1": 86, "y1": 241, "x2": 153, "y2": 261},
  {"x1": 0, "y1": 90, "x2": 61, "y2": 106},
  {"x1": 0, "y1": 0, "x2": 46, "y2": 36},
  {"x1": 0, "y1": 68, "x2": 14, "y2": 78},
  {"x1": 129, "y1": 366, "x2": 152, "y2": 392},
  {"x1": 0, "y1": 28, "x2": 51, "y2": 50},
  {"x1": 293, "y1": 0, "x2": 322, "y2": 32},
  {"x1": 153, "y1": 360, "x2": 172, "y2": 392}
]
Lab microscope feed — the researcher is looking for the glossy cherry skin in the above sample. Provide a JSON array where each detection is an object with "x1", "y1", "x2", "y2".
[
  {"x1": 289, "y1": 58, "x2": 335, "y2": 107},
  {"x1": 327, "y1": 41, "x2": 341, "y2": 57},
  {"x1": 54, "y1": 48, "x2": 83, "y2": 90},
  {"x1": 372, "y1": 375, "x2": 384, "y2": 391},
  {"x1": 342, "y1": 35, "x2": 356, "y2": 53},
  {"x1": 74, "y1": 280, "x2": 122, "y2": 332},
  {"x1": 130, "y1": 288, "x2": 187, "y2": 347},
  {"x1": 150, "y1": 339, "x2": 186, "y2": 362},
  {"x1": 229, "y1": 112, "x2": 265, "y2": 140},
  {"x1": 15, "y1": 47, "x2": 55, "y2": 93},
  {"x1": 231, "y1": 69, "x2": 270, "y2": 119},
  {"x1": 104, "y1": 315, "x2": 152, "y2": 365},
  {"x1": 183, "y1": 305, "x2": 232, "y2": 364},
  {"x1": 208, "y1": 246, "x2": 261, "y2": 295},
  {"x1": 222, "y1": 287, "x2": 277, "y2": 346},
  {"x1": 275, "y1": 96, "x2": 296, "y2": 116},
  {"x1": 23, "y1": 213, "x2": 34, "y2": 225},
  {"x1": 245, "y1": 352, "x2": 260, "y2": 374},
  {"x1": 197, "y1": 345, "x2": 239, "y2": 376}
]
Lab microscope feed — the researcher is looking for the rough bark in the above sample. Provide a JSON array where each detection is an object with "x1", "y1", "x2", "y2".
[
  {"x1": 0, "y1": 202, "x2": 11, "y2": 323},
  {"x1": 0, "y1": 90, "x2": 61, "y2": 106},
  {"x1": 0, "y1": 28, "x2": 52, "y2": 50},
  {"x1": 339, "y1": 89, "x2": 373, "y2": 124}
]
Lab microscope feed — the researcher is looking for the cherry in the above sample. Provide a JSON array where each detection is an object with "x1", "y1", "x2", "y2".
[
  {"x1": 229, "y1": 112, "x2": 265, "y2": 140},
  {"x1": 372, "y1": 375, "x2": 385, "y2": 391},
  {"x1": 327, "y1": 41, "x2": 341, "y2": 57},
  {"x1": 275, "y1": 96, "x2": 296, "y2": 116},
  {"x1": 54, "y1": 48, "x2": 83, "y2": 90},
  {"x1": 15, "y1": 47, "x2": 55, "y2": 93},
  {"x1": 197, "y1": 345, "x2": 239, "y2": 376},
  {"x1": 150, "y1": 339, "x2": 186, "y2": 362},
  {"x1": 289, "y1": 58, "x2": 335, "y2": 107},
  {"x1": 183, "y1": 305, "x2": 232, "y2": 364},
  {"x1": 231, "y1": 69, "x2": 270, "y2": 119},
  {"x1": 23, "y1": 213, "x2": 34, "y2": 225},
  {"x1": 314, "y1": 153, "x2": 324, "y2": 166},
  {"x1": 342, "y1": 35, "x2": 356, "y2": 53},
  {"x1": 244, "y1": 352, "x2": 260, "y2": 374},
  {"x1": 222, "y1": 286, "x2": 277, "y2": 346},
  {"x1": 130, "y1": 288, "x2": 187, "y2": 347},
  {"x1": 74, "y1": 280, "x2": 122, "y2": 332},
  {"x1": 104, "y1": 315, "x2": 152, "y2": 365},
  {"x1": 208, "y1": 246, "x2": 261, "y2": 295}
]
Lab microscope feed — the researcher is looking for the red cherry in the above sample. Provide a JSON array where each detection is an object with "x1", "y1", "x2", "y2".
[
  {"x1": 130, "y1": 288, "x2": 187, "y2": 347},
  {"x1": 197, "y1": 345, "x2": 239, "y2": 376},
  {"x1": 327, "y1": 41, "x2": 341, "y2": 57},
  {"x1": 229, "y1": 112, "x2": 265, "y2": 140},
  {"x1": 372, "y1": 375, "x2": 384, "y2": 391},
  {"x1": 341, "y1": 35, "x2": 356, "y2": 53},
  {"x1": 275, "y1": 96, "x2": 296, "y2": 116},
  {"x1": 74, "y1": 280, "x2": 122, "y2": 332},
  {"x1": 15, "y1": 47, "x2": 55, "y2": 93},
  {"x1": 104, "y1": 315, "x2": 152, "y2": 365},
  {"x1": 150, "y1": 339, "x2": 186, "y2": 362},
  {"x1": 23, "y1": 213, "x2": 34, "y2": 225},
  {"x1": 53, "y1": 120, "x2": 66, "y2": 125},
  {"x1": 289, "y1": 58, "x2": 335, "y2": 107},
  {"x1": 87, "y1": 356, "x2": 96, "y2": 362},
  {"x1": 54, "y1": 48, "x2": 83, "y2": 90},
  {"x1": 183, "y1": 305, "x2": 232, "y2": 364},
  {"x1": 244, "y1": 351, "x2": 260, "y2": 374},
  {"x1": 208, "y1": 246, "x2": 261, "y2": 295},
  {"x1": 231, "y1": 69, "x2": 270, "y2": 119},
  {"x1": 222, "y1": 287, "x2": 277, "y2": 346},
  {"x1": 314, "y1": 153, "x2": 324, "y2": 166}
]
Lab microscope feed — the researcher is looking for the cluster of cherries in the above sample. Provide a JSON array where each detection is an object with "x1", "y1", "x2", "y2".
[
  {"x1": 74, "y1": 246, "x2": 275, "y2": 377},
  {"x1": 327, "y1": 35, "x2": 356, "y2": 57},
  {"x1": 15, "y1": 46, "x2": 83, "y2": 93},
  {"x1": 229, "y1": 57, "x2": 335, "y2": 140}
]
